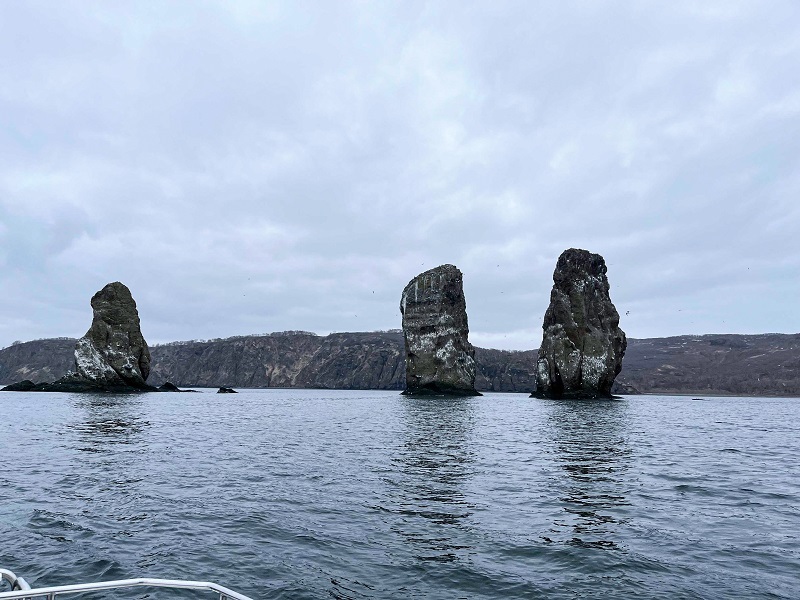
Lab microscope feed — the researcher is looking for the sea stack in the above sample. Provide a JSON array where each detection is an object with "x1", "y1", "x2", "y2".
[
  {"x1": 534, "y1": 249, "x2": 626, "y2": 399},
  {"x1": 72, "y1": 281, "x2": 152, "y2": 389},
  {"x1": 400, "y1": 264, "x2": 480, "y2": 396}
]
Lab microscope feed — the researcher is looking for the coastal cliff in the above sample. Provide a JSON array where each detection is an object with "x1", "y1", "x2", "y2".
[
  {"x1": 0, "y1": 331, "x2": 535, "y2": 392},
  {"x1": 148, "y1": 331, "x2": 406, "y2": 390},
  {"x1": 2, "y1": 332, "x2": 800, "y2": 396},
  {"x1": 0, "y1": 338, "x2": 76, "y2": 384}
]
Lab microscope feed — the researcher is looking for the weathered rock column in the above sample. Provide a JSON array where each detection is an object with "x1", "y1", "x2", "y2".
[
  {"x1": 534, "y1": 249, "x2": 626, "y2": 398},
  {"x1": 400, "y1": 264, "x2": 480, "y2": 396},
  {"x1": 73, "y1": 281, "x2": 152, "y2": 388}
]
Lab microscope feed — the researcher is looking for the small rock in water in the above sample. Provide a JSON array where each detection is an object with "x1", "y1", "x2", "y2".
[
  {"x1": 534, "y1": 248, "x2": 626, "y2": 399},
  {"x1": 1, "y1": 379, "x2": 37, "y2": 392},
  {"x1": 400, "y1": 264, "x2": 480, "y2": 396},
  {"x1": 217, "y1": 387, "x2": 238, "y2": 394}
]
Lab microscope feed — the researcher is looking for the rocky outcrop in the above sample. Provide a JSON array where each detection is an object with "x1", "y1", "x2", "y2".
[
  {"x1": 400, "y1": 265, "x2": 479, "y2": 396},
  {"x1": 72, "y1": 282, "x2": 151, "y2": 388},
  {"x1": 1, "y1": 379, "x2": 37, "y2": 391},
  {"x1": 156, "y1": 381, "x2": 198, "y2": 392},
  {"x1": 534, "y1": 249, "x2": 626, "y2": 399},
  {"x1": 610, "y1": 379, "x2": 640, "y2": 395},
  {"x1": 1, "y1": 282, "x2": 154, "y2": 393}
]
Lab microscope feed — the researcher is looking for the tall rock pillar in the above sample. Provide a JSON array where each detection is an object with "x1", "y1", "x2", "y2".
[
  {"x1": 534, "y1": 249, "x2": 626, "y2": 398},
  {"x1": 400, "y1": 264, "x2": 480, "y2": 396},
  {"x1": 73, "y1": 281, "x2": 152, "y2": 388}
]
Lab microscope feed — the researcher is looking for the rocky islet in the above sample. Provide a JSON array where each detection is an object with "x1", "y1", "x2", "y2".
[
  {"x1": 399, "y1": 264, "x2": 480, "y2": 396},
  {"x1": 2, "y1": 282, "x2": 188, "y2": 393},
  {"x1": 533, "y1": 248, "x2": 627, "y2": 399},
  {"x1": 73, "y1": 281, "x2": 151, "y2": 388}
]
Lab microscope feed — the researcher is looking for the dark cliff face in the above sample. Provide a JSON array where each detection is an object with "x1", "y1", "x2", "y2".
[
  {"x1": 474, "y1": 348, "x2": 537, "y2": 392},
  {"x1": 400, "y1": 264, "x2": 479, "y2": 396},
  {"x1": 293, "y1": 332, "x2": 406, "y2": 389},
  {"x1": 4, "y1": 332, "x2": 800, "y2": 396},
  {"x1": 0, "y1": 338, "x2": 76, "y2": 384},
  {"x1": 616, "y1": 334, "x2": 800, "y2": 396},
  {"x1": 0, "y1": 332, "x2": 531, "y2": 392},
  {"x1": 148, "y1": 333, "x2": 325, "y2": 388},
  {"x1": 147, "y1": 331, "x2": 407, "y2": 390},
  {"x1": 535, "y1": 248, "x2": 626, "y2": 398}
]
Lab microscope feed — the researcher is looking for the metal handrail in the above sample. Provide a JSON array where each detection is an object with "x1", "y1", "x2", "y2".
[
  {"x1": 0, "y1": 570, "x2": 30, "y2": 592},
  {"x1": 0, "y1": 577, "x2": 254, "y2": 600}
]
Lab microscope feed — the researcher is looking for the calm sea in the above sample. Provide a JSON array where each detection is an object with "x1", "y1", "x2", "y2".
[{"x1": 0, "y1": 390, "x2": 798, "y2": 599}]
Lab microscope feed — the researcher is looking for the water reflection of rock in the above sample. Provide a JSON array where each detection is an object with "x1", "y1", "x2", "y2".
[
  {"x1": 59, "y1": 396, "x2": 151, "y2": 541},
  {"x1": 67, "y1": 396, "x2": 150, "y2": 453},
  {"x1": 390, "y1": 397, "x2": 477, "y2": 562},
  {"x1": 543, "y1": 399, "x2": 632, "y2": 550}
]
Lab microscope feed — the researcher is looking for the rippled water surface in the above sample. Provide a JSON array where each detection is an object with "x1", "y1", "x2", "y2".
[{"x1": 1, "y1": 390, "x2": 798, "y2": 599}]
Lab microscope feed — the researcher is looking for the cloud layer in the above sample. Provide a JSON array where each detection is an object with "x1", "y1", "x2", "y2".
[{"x1": 2, "y1": 1, "x2": 799, "y2": 350}]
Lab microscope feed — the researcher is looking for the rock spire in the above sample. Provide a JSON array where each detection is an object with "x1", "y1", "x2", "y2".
[
  {"x1": 73, "y1": 281, "x2": 152, "y2": 388},
  {"x1": 400, "y1": 264, "x2": 480, "y2": 396},
  {"x1": 534, "y1": 248, "x2": 626, "y2": 398}
]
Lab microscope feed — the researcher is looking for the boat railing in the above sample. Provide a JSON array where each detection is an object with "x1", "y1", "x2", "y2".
[
  {"x1": 0, "y1": 570, "x2": 30, "y2": 593},
  {"x1": 0, "y1": 571, "x2": 254, "y2": 600}
]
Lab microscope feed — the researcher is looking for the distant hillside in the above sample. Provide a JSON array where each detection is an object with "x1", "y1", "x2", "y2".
[
  {"x1": 0, "y1": 332, "x2": 537, "y2": 393},
  {"x1": 0, "y1": 338, "x2": 76, "y2": 385},
  {"x1": 2, "y1": 332, "x2": 799, "y2": 396},
  {"x1": 619, "y1": 334, "x2": 800, "y2": 396}
]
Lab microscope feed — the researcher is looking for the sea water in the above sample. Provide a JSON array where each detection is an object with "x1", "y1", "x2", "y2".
[{"x1": 0, "y1": 390, "x2": 798, "y2": 599}]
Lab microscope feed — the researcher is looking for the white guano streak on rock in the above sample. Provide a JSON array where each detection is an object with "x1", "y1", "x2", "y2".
[
  {"x1": 414, "y1": 328, "x2": 462, "y2": 352},
  {"x1": 435, "y1": 338, "x2": 456, "y2": 362},
  {"x1": 75, "y1": 338, "x2": 119, "y2": 382},
  {"x1": 580, "y1": 354, "x2": 607, "y2": 387}
]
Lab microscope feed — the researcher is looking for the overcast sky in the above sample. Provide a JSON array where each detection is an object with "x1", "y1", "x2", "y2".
[{"x1": 1, "y1": 1, "x2": 799, "y2": 351}]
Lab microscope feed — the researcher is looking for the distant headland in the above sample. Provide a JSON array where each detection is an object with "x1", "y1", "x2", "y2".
[{"x1": 2, "y1": 331, "x2": 800, "y2": 397}]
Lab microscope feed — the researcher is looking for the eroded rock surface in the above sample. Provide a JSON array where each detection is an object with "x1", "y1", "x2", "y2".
[
  {"x1": 534, "y1": 249, "x2": 626, "y2": 398},
  {"x1": 73, "y1": 282, "x2": 152, "y2": 388},
  {"x1": 400, "y1": 264, "x2": 479, "y2": 396}
]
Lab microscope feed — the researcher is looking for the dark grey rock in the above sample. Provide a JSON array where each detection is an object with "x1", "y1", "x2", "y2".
[
  {"x1": 73, "y1": 282, "x2": 151, "y2": 389},
  {"x1": 217, "y1": 387, "x2": 237, "y2": 393},
  {"x1": 534, "y1": 248, "x2": 626, "y2": 399},
  {"x1": 156, "y1": 381, "x2": 198, "y2": 392},
  {"x1": 2, "y1": 282, "x2": 155, "y2": 394},
  {"x1": 1, "y1": 377, "x2": 155, "y2": 393},
  {"x1": 400, "y1": 264, "x2": 480, "y2": 396},
  {"x1": 1, "y1": 379, "x2": 37, "y2": 391},
  {"x1": 611, "y1": 378, "x2": 640, "y2": 395}
]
